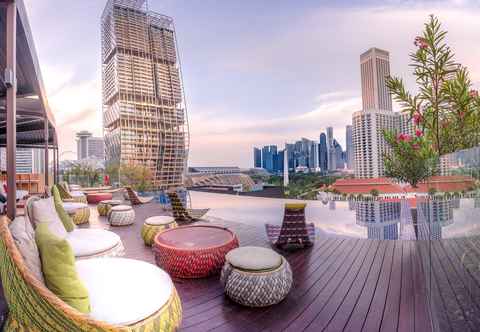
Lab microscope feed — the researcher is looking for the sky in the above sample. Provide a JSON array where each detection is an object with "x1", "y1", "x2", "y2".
[{"x1": 23, "y1": 0, "x2": 480, "y2": 167}]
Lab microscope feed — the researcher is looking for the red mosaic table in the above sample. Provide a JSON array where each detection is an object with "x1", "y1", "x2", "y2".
[
  {"x1": 86, "y1": 192, "x2": 113, "y2": 204},
  {"x1": 153, "y1": 225, "x2": 239, "y2": 278}
]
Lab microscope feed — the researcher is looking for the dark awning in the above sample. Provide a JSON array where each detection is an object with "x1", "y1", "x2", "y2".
[{"x1": 0, "y1": 0, "x2": 56, "y2": 147}]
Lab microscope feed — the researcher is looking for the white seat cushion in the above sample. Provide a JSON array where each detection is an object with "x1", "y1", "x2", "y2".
[
  {"x1": 145, "y1": 216, "x2": 175, "y2": 226},
  {"x1": 70, "y1": 191, "x2": 85, "y2": 198},
  {"x1": 62, "y1": 202, "x2": 88, "y2": 214},
  {"x1": 226, "y1": 246, "x2": 282, "y2": 271},
  {"x1": 76, "y1": 258, "x2": 173, "y2": 326},
  {"x1": 32, "y1": 197, "x2": 67, "y2": 239},
  {"x1": 66, "y1": 229, "x2": 120, "y2": 257}
]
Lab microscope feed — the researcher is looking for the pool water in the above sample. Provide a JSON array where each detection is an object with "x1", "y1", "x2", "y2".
[{"x1": 188, "y1": 191, "x2": 480, "y2": 240}]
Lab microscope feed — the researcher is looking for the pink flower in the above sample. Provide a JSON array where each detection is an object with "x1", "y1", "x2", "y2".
[
  {"x1": 469, "y1": 90, "x2": 479, "y2": 98},
  {"x1": 413, "y1": 112, "x2": 422, "y2": 125},
  {"x1": 397, "y1": 133, "x2": 412, "y2": 142},
  {"x1": 415, "y1": 129, "x2": 423, "y2": 137},
  {"x1": 414, "y1": 36, "x2": 428, "y2": 49},
  {"x1": 459, "y1": 111, "x2": 465, "y2": 119},
  {"x1": 412, "y1": 143, "x2": 420, "y2": 150}
]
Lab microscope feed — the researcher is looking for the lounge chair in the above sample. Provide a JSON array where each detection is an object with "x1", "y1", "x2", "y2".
[
  {"x1": 25, "y1": 196, "x2": 124, "y2": 259},
  {"x1": 0, "y1": 216, "x2": 182, "y2": 331},
  {"x1": 57, "y1": 182, "x2": 87, "y2": 203},
  {"x1": 125, "y1": 187, "x2": 154, "y2": 205},
  {"x1": 265, "y1": 203, "x2": 315, "y2": 249},
  {"x1": 167, "y1": 190, "x2": 209, "y2": 224}
]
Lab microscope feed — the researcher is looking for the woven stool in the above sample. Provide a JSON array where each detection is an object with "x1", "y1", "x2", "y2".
[
  {"x1": 97, "y1": 199, "x2": 122, "y2": 216},
  {"x1": 141, "y1": 216, "x2": 177, "y2": 246},
  {"x1": 63, "y1": 202, "x2": 90, "y2": 225},
  {"x1": 108, "y1": 205, "x2": 135, "y2": 226},
  {"x1": 220, "y1": 246, "x2": 292, "y2": 307}
]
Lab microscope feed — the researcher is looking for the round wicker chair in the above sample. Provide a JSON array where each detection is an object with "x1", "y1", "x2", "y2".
[{"x1": 0, "y1": 216, "x2": 182, "y2": 331}]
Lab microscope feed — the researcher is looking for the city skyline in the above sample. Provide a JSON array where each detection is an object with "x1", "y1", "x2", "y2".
[{"x1": 23, "y1": 0, "x2": 480, "y2": 167}]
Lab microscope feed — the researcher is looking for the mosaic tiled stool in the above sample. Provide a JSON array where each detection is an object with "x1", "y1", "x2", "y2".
[
  {"x1": 108, "y1": 205, "x2": 135, "y2": 226},
  {"x1": 97, "y1": 199, "x2": 122, "y2": 216},
  {"x1": 220, "y1": 246, "x2": 293, "y2": 307},
  {"x1": 63, "y1": 202, "x2": 90, "y2": 225},
  {"x1": 141, "y1": 216, "x2": 177, "y2": 246}
]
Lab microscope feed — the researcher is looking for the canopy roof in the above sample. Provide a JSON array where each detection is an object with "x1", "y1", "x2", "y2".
[{"x1": 0, "y1": 0, "x2": 56, "y2": 147}]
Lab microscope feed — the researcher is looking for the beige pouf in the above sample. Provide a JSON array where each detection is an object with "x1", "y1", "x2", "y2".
[
  {"x1": 220, "y1": 246, "x2": 292, "y2": 307},
  {"x1": 108, "y1": 205, "x2": 135, "y2": 226},
  {"x1": 141, "y1": 216, "x2": 177, "y2": 246}
]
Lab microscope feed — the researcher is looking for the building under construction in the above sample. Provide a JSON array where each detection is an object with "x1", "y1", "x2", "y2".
[{"x1": 101, "y1": 0, "x2": 189, "y2": 189}]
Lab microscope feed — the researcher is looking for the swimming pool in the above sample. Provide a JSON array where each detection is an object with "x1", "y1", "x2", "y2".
[{"x1": 189, "y1": 191, "x2": 480, "y2": 240}]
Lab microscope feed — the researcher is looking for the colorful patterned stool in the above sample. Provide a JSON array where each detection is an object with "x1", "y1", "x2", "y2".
[
  {"x1": 220, "y1": 246, "x2": 293, "y2": 307},
  {"x1": 108, "y1": 205, "x2": 135, "y2": 226},
  {"x1": 62, "y1": 202, "x2": 90, "y2": 225},
  {"x1": 154, "y1": 225, "x2": 239, "y2": 278},
  {"x1": 141, "y1": 216, "x2": 177, "y2": 246},
  {"x1": 97, "y1": 199, "x2": 122, "y2": 216}
]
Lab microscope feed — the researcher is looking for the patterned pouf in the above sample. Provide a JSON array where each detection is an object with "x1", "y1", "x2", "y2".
[
  {"x1": 220, "y1": 246, "x2": 293, "y2": 307},
  {"x1": 108, "y1": 205, "x2": 135, "y2": 226},
  {"x1": 62, "y1": 202, "x2": 90, "y2": 225},
  {"x1": 141, "y1": 216, "x2": 177, "y2": 246},
  {"x1": 97, "y1": 199, "x2": 122, "y2": 216},
  {"x1": 87, "y1": 192, "x2": 113, "y2": 204}
]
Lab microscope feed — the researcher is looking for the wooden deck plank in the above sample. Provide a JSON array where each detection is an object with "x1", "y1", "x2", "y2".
[
  {"x1": 323, "y1": 240, "x2": 385, "y2": 332},
  {"x1": 398, "y1": 241, "x2": 415, "y2": 332},
  {"x1": 302, "y1": 240, "x2": 377, "y2": 331},
  {"x1": 411, "y1": 242, "x2": 433, "y2": 332},
  {"x1": 378, "y1": 238, "x2": 403, "y2": 332},
  {"x1": 343, "y1": 240, "x2": 389, "y2": 332},
  {"x1": 360, "y1": 240, "x2": 396, "y2": 332}
]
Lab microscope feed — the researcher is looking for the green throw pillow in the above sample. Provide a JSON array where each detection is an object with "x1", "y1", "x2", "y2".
[
  {"x1": 35, "y1": 223, "x2": 90, "y2": 313},
  {"x1": 51, "y1": 186, "x2": 75, "y2": 232}
]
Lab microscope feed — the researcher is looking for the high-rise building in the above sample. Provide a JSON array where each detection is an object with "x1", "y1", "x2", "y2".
[
  {"x1": 326, "y1": 127, "x2": 336, "y2": 171},
  {"x1": 333, "y1": 140, "x2": 344, "y2": 170},
  {"x1": 76, "y1": 131, "x2": 105, "y2": 160},
  {"x1": 319, "y1": 133, "x2": 328, "y2": 172},
  {"x1": 360, "y1": 48, "x2": 392, "y2": 111},
  {"x1": 309, "y1": 142, "x2": 319, "y2": 171},
  {"x1": 253, "y1": 148, "x2": 262, "y2": 168},
  {"x1": 353, "y1": 48, "x2": 398, "y2": 178},
  {"x1": 346, "y1": 125, "x2": 354, "y2": 170},
  {"x1": 0, "y1": 148, "x2": 44, "y2": 174},
  {"x1": 101, "y1": 0, "x2": 188, "y2": 189}
]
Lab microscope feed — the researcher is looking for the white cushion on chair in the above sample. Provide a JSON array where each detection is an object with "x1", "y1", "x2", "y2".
[
  {"x1": 70, "y1": 191, "x2": 85, "y2": 198},
  {"x1": 76, "y1": 258, "x2": 173, "y2": 325},
  {"x1": 32, "y1": 197, "x2": 67, "y2": 239},
  {"x1": 226, "y1": 246, "x2": 282, "y2": 271},
  {"x1": 66, "y1": 229, "x2": 120, "y2": 257},
  {"x1": 62, "y1": 202, "x2": 88, "y2": 214}
]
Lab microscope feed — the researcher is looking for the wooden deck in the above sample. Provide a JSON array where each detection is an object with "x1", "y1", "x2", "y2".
[{"x1": 2, "y1": 199, "x2": 480, "y2": 331}]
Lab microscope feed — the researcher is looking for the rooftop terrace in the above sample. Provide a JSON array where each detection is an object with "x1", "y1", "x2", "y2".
[{"x1": 2, "y1": 192, "x2": 479, "y2": 331}]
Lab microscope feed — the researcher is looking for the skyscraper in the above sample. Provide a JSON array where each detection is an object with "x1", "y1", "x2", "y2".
[
  {"x1": 101, "y1": 0, "x2": 188, "y2": 189},
  {"x1": 253, "y1": 148, "x2": 262, "y2": 168},
  {"x1": 353, "y1": 48, "x2": 397, "y2": 178},
  {"x1": 76, "y1": 131, "x2": 105, "y2": 160},
  {"x1": 346, "y1": 125, "x2": 354, "y2": 170},
  {"x1": 319, "y1": 132, "x2": 328, "y2": 173},
  {"x1": 360, "y1": 48, "x2": 392, "y2": 111},
  {"x1": 326, "y1": 127, "x2": 336, "y2": 171}
]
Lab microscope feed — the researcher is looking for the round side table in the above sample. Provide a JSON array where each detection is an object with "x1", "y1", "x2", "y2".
[
  {"x1": 153, "y1": 225, "x2": 239, "y2": 278},
  {"x1": 141, "y1": 216, "x2": 177, "y2": 246}
]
